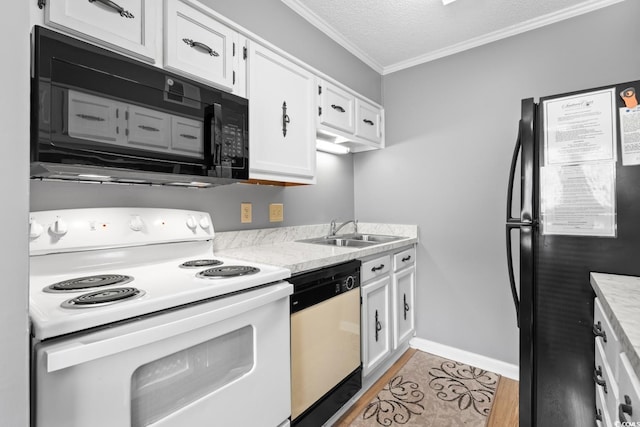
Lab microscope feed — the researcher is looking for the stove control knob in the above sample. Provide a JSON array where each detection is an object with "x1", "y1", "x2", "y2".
[
  {"x1": 129, "y1": 215, "x2": 144, "y2": 232},
  {"x1": 29, "y1": 219, "x2": 44, "y2": 239},
  {"x1": 50, "y1": 218, "x2": 68, "y2": 236},
  {"x1": 199, "y1": 216, "x2": 210, "y2": 230},
  {"x1": 186, "y1": 215, "x2": 197, "y2": 230}
]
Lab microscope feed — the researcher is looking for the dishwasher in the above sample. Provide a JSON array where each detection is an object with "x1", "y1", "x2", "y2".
[{"x1": 290, "y1": 259, "x2": 362, "y2": 427}]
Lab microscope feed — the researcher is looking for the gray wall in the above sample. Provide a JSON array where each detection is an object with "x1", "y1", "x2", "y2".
[
  {"x1": 30, "y1": 1, "x2": 375, "y2": 231},
  {"x1": 1, "y1": 2, "x2": 30, "y2": 425},
  {"x1": 354, "y1": 0, "x2": 640, "y2": 365}
]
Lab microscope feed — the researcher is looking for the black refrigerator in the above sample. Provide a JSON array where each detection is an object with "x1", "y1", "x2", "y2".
[{"x1": 506, "y1": 79, "x2": 640, "y2": 427}]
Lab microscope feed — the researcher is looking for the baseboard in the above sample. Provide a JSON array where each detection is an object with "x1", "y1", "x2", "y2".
[{"x1": 410, "y1": 337, "x2": 519, "y2": 380}]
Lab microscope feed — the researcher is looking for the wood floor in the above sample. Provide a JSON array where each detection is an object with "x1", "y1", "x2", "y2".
[{"x1": 334, "y1": 349, "x2": 519, "y2": 426}]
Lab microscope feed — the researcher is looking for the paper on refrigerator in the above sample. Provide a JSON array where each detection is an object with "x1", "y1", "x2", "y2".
[{"x1": 540, "y1": 162, "x2": 616, "y2": 237}]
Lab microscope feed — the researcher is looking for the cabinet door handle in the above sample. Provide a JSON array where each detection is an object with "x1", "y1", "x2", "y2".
[
  {"x1": 180, "y1": 134, "x2": 197, "y2": 140},
  {"x1": 404, "y1": 294, "x2": 410, "y2": 320},
  {"x1": 76, "y1": 114, "x2": 105, "y2": 122},
  {"x1": 595, "y1": 409, "x2": 602, "y2": 422},
  {"x1": 88, "y1": 0, "x2": 134, "y2": 18},
  {"x1": 182, "y1": 38, "x2": 220, "y2": 57},
  {"x1": 375, "y1": 309, "x2": 382, "y2": 342},
  {"x1": 402, "y1": 255, "x2": 412, "y2": 262},
  {"x1": 138, "y1": 125, "x2": 159, "y2": 132},
  {"x1": 619, "y1": 395, "x2": 633, "y2": 423},
  {"x1": 331, "y1": 104, "x2": 345, "y2": 113},
  {"x1": 594, "y1": 366, "x2": 607, "y2": 394},
  {"x1": 371, "y1": 264, "x2": 385, "y2": 272},
  {"x1": 363, "y1": 119, "x2": 374, "y2": 126},
  {"x1": 282, "y1": 101, "x2": 290, "y2": 137},
  {"x1": 593, "y1": 321, "x2": 607, "y2": 342}
]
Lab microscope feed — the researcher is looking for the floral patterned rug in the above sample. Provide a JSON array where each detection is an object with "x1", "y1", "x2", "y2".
[{"x1": 346, "y1": 351, "x2": 500, "y2": 427}]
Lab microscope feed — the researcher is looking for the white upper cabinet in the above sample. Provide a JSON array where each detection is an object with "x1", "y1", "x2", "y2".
[
  {"x1": 355, "y1": 98, "x2": 383, "y2": 146},
  {"x1": 44, "y1": 0, "x2": 159, "y2": 63},
  {"x1": 247, "y1": 42, "x2": 316, "y2": 184},
  {"x1": 318, "y1": 81, "x2": 355, "y2": 134},
  {"x1": 164, "y1": 0, "x2": 237, "y2": 92}
]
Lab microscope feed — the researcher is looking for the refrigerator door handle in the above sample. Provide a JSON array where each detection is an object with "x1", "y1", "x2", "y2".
[{"x1": 505, "y1": 122, "x2": 524, "y2": 326}]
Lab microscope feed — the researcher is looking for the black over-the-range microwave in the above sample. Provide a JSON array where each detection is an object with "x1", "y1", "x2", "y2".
[{"x1": 31, "y1": 26, "x2": 249, "y2": 187}]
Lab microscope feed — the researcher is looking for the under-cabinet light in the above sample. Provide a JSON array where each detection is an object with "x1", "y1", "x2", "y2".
[{"x1": 316, "y1": 140, "x2": 350, "y2": 155}]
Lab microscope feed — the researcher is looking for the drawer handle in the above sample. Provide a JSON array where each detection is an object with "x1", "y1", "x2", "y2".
[
  {"x1": 363, "y1": 119, "x2": 374, "y2": 126},
  {"x1": 76, "y1": 113, "x2": 105, "y2": 122},
  {"x1": 331, "y1": 104, "x2": 346, "y2": 113},
  {"x1": 375, "y1": 309, "x2": 382, "y2": 342},
  {"x1": 88, "y1": 0, "x2": 134, "y2": 18},
  {"x1": 371, "y1": 264, "x2": 385, "y2": 272},
  {"x1": 404, "y1": 294, "x2": 410, "y2": 320},
  {"x1": 619, "y1": 395, "x2": 633, "y2": 423},
  {"x1": 595, "y1": 408, "x2": 602, "y2": 422},
  {"x1": 594, "y1": 366, "x2": 607, "y2": 394},
  {"x1": 402, "y1": 255, "x2": 412, "y2": 262},
  {"x1": 138, "y1": 125, "x2": 159, "y2": 132},
  {"x1": 182, "y1": 39, "x2": 220, "y2": 57},
  {"x1": 593, "y1": 321, "x2": 607, "y2": 342},
  {"x1": 180, "y1": 134, "x2": 197, "y2": 140}
]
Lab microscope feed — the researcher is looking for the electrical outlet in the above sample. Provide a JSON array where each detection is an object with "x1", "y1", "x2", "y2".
[
  {"x1": 241, "y1": 203, "x2": 252, "y2": 223},
  {"x1": 269, "y1": 203, "x2": 284, "y2": 222}
]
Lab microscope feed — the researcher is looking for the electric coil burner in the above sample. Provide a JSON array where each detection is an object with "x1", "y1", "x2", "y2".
[
  {"x1": 196, "y1": 266, "x2": 260, "y2": 279},
  {"x1": 61, "y1": 287, "x2": 145, "y2": 309},
  {"x1": 44, "y1": 274, "x2": 134, "y2": 292},
  {"x1": 179, "y1": 259, "x2": 223, "y2": 268}
]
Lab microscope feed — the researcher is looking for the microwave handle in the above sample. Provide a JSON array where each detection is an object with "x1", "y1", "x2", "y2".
[{"x1": 44, "y1": 283, "x2": 291, "y2": 373}]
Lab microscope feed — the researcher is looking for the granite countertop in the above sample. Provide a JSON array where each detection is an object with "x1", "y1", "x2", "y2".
[
  {"x1": 590, "y1": 272, "x2": 640, "y2": 376},
  {"x1": 213, "y1": 223, "x2": 418, "y2": 275}
]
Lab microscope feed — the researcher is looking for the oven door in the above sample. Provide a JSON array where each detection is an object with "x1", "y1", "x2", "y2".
[{"x1": 32, "y1": 282, "x2": 292, "y2": 427}]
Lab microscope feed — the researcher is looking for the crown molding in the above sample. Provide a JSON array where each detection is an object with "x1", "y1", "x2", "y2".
[
  {"x1": 281, "y1": 0, "x2": 384, "y2": 73},
  {"x1": 383, "y1": 0, "x2": 626, "y2": 74},
  {"x1": 282, "y1": 0, "x2": 626, "y2": 76}
]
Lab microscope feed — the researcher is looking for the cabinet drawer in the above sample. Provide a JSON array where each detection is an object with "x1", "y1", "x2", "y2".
[
  {"x1": 618, "y1": 353, "x2": 640, "y2": 424},
  {"x1": 361, "y1": 255, "x2": 391, "y2": 283},
  {"x1": 355, "y1": 99, "x2": 382, "y2": 144},
  {"x1": 318, "y1": 81, "x2": 355, "y2": 134},
  {"x1": 393, "y1": 247, "x2": 415, "y2": 271},
  {"x1": 164, "y1": 0, "x2": 236, "y2": 90},
  {"x1": 595, "y1": 339, "x2": 619, "y2": 419},
  {"x1": 45, "y1": 0, "x2": 157, "y2": 62},
  {"x1": 594, "y1": 298, "x2": 621, "y2": 377}
]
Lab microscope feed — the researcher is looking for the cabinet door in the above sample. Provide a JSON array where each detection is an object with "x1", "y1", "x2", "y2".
[
  {"x1": 618, "y1": 353, "x2": 640, "y2": 424},
  {"x1": 164, "y1": 0, "x2": 236, "y2": 91},
  {"x1": 248, "y1": 43, "x2": 316, "y2": 184},
  {"x1": 318, "y1": 81, "x2": 355, "y2": 134},
  {"x1": 355, "y1": 98, "x2": 383, "y2": 146},
  {"x1": 393, "y1": 266, "x2": 416, "y2": 349},
  {"x1": 362, "y1": 276, "x2": 392, "y2": 377},
  {"x1": 45, "y1": 0, "x2": 158, "y2": 62}
]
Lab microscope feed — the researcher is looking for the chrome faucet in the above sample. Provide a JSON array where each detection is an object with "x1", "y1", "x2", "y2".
[{"x1": 330, "y1": 219, "x2": 358, "y2": 236}]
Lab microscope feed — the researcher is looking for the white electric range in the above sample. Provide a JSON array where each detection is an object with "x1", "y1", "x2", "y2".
[{"x1": 29, "y1": 207, "x2": 293, "y2": 427}]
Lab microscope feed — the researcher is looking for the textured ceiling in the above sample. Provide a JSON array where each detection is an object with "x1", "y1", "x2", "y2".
[{"x1": 282, "y1": 0, "x2": 625, "y2": 74}]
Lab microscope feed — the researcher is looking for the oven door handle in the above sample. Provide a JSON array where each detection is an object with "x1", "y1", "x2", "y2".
[{"x1": 44, "y1": 282, "x2": 292, "y2": 373}]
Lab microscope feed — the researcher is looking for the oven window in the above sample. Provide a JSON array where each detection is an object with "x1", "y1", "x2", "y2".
[{"x1": 130, "y1": 325, "x2": 254, "y2": 426}]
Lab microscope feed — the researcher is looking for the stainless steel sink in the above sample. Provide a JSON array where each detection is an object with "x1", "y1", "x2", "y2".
[{"x1": 298, "y1": 234, "x2": 406, "y2": 247}]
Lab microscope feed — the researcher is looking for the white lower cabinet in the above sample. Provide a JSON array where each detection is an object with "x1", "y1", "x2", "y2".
[
  {"x1": 361, "y1": 245, "x2": 416, "y2": 378},
  {"x1": 362, "y1": 276, "x2": 392, "y2": 376},
  {"x1": 247, "y1": 42, "x2": 316, "y2": 184},
  {"x1": 593, "y1": 296, "x2": 640, "y2": 426}
]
